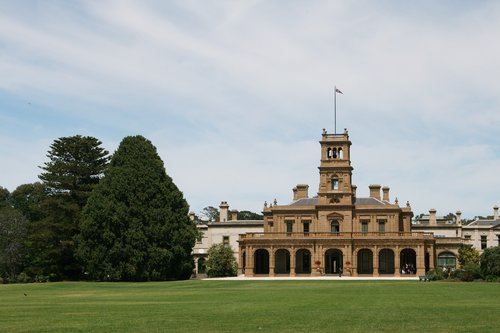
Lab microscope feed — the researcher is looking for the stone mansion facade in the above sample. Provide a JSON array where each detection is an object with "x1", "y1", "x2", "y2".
[
  {"x1": 192, "y1": 129, "x2": 498, "y2": 277},
  {"x1": 237, "y1": 129, "x2": 464, "y2": 277}
]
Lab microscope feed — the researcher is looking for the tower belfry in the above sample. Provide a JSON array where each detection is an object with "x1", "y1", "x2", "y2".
[{"x1": 317, "y1": 128, "x2": 354, "y2": 206}]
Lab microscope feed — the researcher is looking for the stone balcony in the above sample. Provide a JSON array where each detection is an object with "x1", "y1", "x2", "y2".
[{"x1": 239, "y1": 231, "x2": 435, "y2": 241}]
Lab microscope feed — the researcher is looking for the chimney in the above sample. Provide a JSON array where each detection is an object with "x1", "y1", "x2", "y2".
[
  {"x1": 494, "y1": 205, "x2": 499, "y2": 220},
  {"x1": 230, "y1": 209, "x2": 238, "y2": 221},
  {"x1": 429, "y1": 208, "x2": 437, "y2": 225},
  {"x1": 352, "y1": 185, "x2": 357, "y2": 198},
  {"x1": 369, "y1": 184, "x2": 381, "y2": 200},
  {"x1": 294, "y1": 184, "x2": 309, "y2": 200},
  {"x1": 219, "y1": 201, "x2": 229, "y2": 222},
  {"x1": 382, "y1": 186, "x2": 390, "y2": 202},
  {"x1": 456, "y1": 210, "x2": 462, "y2": 225}
]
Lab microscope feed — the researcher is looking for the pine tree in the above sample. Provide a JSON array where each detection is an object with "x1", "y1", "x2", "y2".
[
  {"x1": 77, "y1": 135, "x2": 198, "y2": 281},
  {"x1": 34, "y1": 135, "x2": 109, "y2": 279}
]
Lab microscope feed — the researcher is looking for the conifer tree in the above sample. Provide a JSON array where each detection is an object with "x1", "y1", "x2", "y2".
[
  {"x1": 34, "y1": 135, "x2": 109, "y2": 279},
  {"x1": 77, "y1": 136, "x2": 197, "y2": 281}
]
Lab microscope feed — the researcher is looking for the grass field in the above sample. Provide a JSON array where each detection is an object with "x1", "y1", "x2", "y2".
[{"x1": 0, "y1": 280, "x2": 499, "y2": 333}]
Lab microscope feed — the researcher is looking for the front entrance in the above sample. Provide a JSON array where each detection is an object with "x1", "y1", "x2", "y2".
[
  {"x1": 357, "y1": 249, "x2": 373, "y2": 274},
  {"x1": 400, "y1": 248, "x2": 416, "y2": 275},
  {"x1": 254, "y1": 249, "x2": 269, "y2": 274},
  {"x1": 378, "y1": 249, "x2": 395, "y2": 274},
  {"x1": 275, "y1": 249, "x2": 290, "y2": 274},
  {"x1": 295, "y1": 249, "x2": 311, "y2": 274},
  {"x1": 325, "y1": 249, "x2": 343, "y2": 274}
]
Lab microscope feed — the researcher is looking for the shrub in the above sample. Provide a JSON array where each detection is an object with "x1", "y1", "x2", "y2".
[
  {"x1": 454, "y1": 263, "x2": 481, "y2": 282},
  {"x1": 426, "y1": 268, "x2": 445, "y2": 280},
  {"x1": 480, "y1": 246, "x2": 500, "y2": 278},
  {"x1": 484, "y1": 275, "x2": 498, "y2": 282},
  {"x1": 205, "y1": 243, "x2": 238, "y2": 278},
  {"x1": 16, "y1": 272, "x2": 31, "y2": 283}
]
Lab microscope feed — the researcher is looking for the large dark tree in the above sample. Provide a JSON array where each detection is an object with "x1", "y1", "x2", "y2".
[
  {"x1": 10, "y1": 183, "x2": 47, "y2": 222},
  {"x1": 33, "y1": 135, "x2": 109, "y2": 280},
  {"x1": 76, "y1": 135, "x2": 198, "y2": 281},
  {"x1": 0, "y1": 206, "x2": 28, "y2": 279},
  {"x1": 0, "y1": 186, "x2": 10, "y2": 208}
]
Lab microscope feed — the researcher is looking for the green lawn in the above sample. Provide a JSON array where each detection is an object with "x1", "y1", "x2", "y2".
[{"x1": 0, "y1": 280, "x2": 498, "y2": 333}]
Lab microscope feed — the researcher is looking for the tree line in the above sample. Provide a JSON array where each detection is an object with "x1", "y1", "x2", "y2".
[{"x1": 0, "y1": 135, "x2": 198, "y2": 282}]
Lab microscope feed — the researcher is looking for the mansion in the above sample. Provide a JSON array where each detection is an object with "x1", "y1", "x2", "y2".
[{"x1": 193, "y1": 129, "x2": 499, "y2": 277}]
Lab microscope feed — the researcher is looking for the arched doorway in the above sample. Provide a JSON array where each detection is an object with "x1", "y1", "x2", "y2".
[
  {"x1": 254, "y1": 249, "x2": 269, "y2": 274},
  {"x1": 400, "y1": 248, "x2": 417, "y2": 274},
  {"x1": 357, "y1": 249, "x2": 373, "y2": 274},
  {"x1": 295, "y1": 249, "x2": 311, "y2": 274},
  {"x1": 197, "y1": 257, "x2": 206, "y2": 274},
  {"x1": 325, "y1": 249, "x2": 343, "y2": 274},
  {"x1": 274, "y1": 249, "x2": 290, "y2": 274},
  {"x1": 378, "y1": 249, "x2": 395, "y2": 274},
  {"x1": 437, "y1": 252, "x2": 456, "y2": 269}
]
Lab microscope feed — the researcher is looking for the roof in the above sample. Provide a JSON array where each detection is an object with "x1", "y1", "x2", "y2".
[
  {"x1": 290, "y1": 198, "x2": 319, "y2": 206},
  {"x1": 466, "y1": 219, "x2": 500, "y2": 227},
  {"x1": 354, "y1": 197, "x2": 390, "y2": 206}
]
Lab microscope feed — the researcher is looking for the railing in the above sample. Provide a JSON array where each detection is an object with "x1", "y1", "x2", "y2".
[{"x1": 239, "y1": 232, "x2": 435, "y2": 240}]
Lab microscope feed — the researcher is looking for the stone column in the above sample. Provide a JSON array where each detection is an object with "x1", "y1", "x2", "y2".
[
  {"x1": 246, "y1": 246, "x2": 254, "y2": 277},
  {"x1": 269, "y1": 247, "x2": 275, "y2": 277},
  {"x1": 373, "y1": 246, "x2": 379, "y2": 277},
  {"x1": 351, "y1": 248, "x2": 357, "y2": 277},
  {"x1": 394, "y1": 246, "x2": 400, "y2": 277},
  {"x1": 290, "y1": 247, "x2": 296, "y2": 277},
  {"x1": 312, "y1": 245, "x2": 323, "y2": 276},
  {"x1": 428, "y1": 246, "x2": 435, "y2": 271},
  {"x1": 416, "y1": 245, "x2": 426, "y2": 276}
]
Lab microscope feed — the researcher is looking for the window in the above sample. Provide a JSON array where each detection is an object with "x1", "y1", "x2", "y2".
[
  {"x1": 481, "y1": 235, "x2": 487, "y2": 249},
  {"x1": 361, "y1": 221, "x2": 369, "y2": 234},
  {"x1": 498, "y1": 235, "x2": 500, "y2": 246},
  {"x1": 437, "y1": 252, "x2": 456, "y2": 268},
  {"x1": 286, "y1": 221, "x2": 293, "y2": 234},
  {"x1": 331, "y1": 220, "x2": 340, "y2": 233},
  {"x1": 378, "y1": 220, "x2": 386, "y2": 234},
  {"x1": 303, "y1": 221, "x2": 310, "y2": 235},
  {"x1": 331, "y1": 177, "x2": 339, "y2": 190},
  {"x1": 223, "y1": 236, "x2": 229, "y2": 246}
]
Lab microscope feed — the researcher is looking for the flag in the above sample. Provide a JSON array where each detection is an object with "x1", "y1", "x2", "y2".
[{"x1": 335, "y1": 88, "x2": 343, "y2": 94}]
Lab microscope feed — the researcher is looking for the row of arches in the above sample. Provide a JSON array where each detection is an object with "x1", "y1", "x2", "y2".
[
  {"x1": 327, "y1": 147, "x2": 344, "y2": 159},
  {"x1": 246, "y1": 248, "x2": 420, "y2": 275}
]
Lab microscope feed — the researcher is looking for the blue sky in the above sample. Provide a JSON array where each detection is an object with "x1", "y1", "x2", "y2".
[{"x1": 1, "y1": 1, "x2": 499, "y2": 219}]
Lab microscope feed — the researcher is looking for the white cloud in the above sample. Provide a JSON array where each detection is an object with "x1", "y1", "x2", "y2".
[{"x1": 1, "y1": 1, "x2": 499, "y2": 218}]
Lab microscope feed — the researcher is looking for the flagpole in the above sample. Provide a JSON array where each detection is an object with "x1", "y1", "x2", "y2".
[{"x1": 334, "y1": 85, "x2": 337, "y2": 134}]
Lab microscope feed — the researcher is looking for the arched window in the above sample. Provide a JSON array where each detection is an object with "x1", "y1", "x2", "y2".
[
  {"x1": 331, "y1": 177, "x2": 339, "y2": 190},
  {"x1": 338, "y1": 147, "x2": 343, "y2": 159},
  {"x1": 331, "y1": 220, "x2": 340, "y2": 233},
  {"x1": 332, "y1": 148, "x2": 337, "y2": 158},
  {"x1": 327, "y1": 148, "x2": 332, "y2": 159}
]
